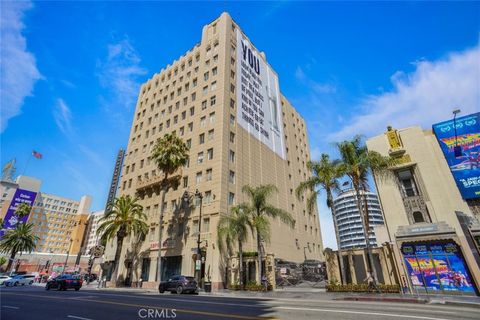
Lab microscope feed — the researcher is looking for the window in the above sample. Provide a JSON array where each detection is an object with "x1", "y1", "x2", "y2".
[
  {"x1": 229, "y1": 132, "x2": 235, "y2": 143},
  {"x1": 212, "y1": 67, "x2": 217, "y2": 76},
  {"x1": 193, "y1": 78, "x2": 197, "y2": 87},
  {"x1": 211, "y1": 81, "x2": 217, "y2": 91},
  {"x1": 413, "y1": 211, "x2": 425, "y2": 223},
  {"x1": 208, "y1": 129, "x2": 214, "y2": 141},
  {"x1": 197, "y1": 152, "x2": 204, "y2": 164},
  {"x1": 206, "y1": 168, "x2": 212, "y2": 181},
  {"x1": 191, "y1": 92, "x2": 196, "y2": 101},
  {"x1": 203, "y1": 86, "x2": 208, "y2": 95},
  {"x1": 204, "y1": 192, "x2": 212, "y2": 205},
  {"x1": 202, "y1": 217, "x2": 210, "y2": 231},
  {"x1": 192, "y1": 220, "x2": 199, "y2": 234},
  {"x1": 200, "y1": 116, "x2": 206, "y2": 127},
  {"x1": 230, "y1": 84, "x2": 235, "y2": 93},
  {"x1": 229, "y1": 171, "x2": 235, "y2": 184},
  {"x1": 230, "y1": 114, "x2": 235, "y2": 125},
  {"x1": 229, "y1": 150, "x2": 235, "y2": 163},
  {"x1": 202, "y1": 100, "x2": 207, "y2": 110},
  {"x1": 188, "y1": 122, "x2": 193, "y2": 132},
  {"x1": 210, "y1": 95, "x2": 216, "y2": 106},
  {"x1": 230, "y1": 99, "x2": 235, "y2": 109},
  {"x1": 199, "y1": 133, "x2": 205, "y2": 144},
  {"x1": 228, "y1": 192, "x2": 235, "y2": 205},
  {"x1": 204, "y1": 72, "x2": 209, "y2": 81},
  {"x1": 207, "y1": 148, "x2": 213, "y2": 160},
  {"x1": 179, "y1": 126, "x2": 184, "y2": 136},
  {"x1": 186, "y1": 139, "x2": 192, "y2": 148},
  {"x1": 190, "y1": 107, "x2": 195, "y2": 116},
  {"x1": 196, "y1": 172, "x2": 202, "y2": 184},
  {"x1": 397, "y1": 169, "x2": 418, "y2": 197},
  {"x1": 209, "y1": 112, "x2": 215, "y2": 123},
  {"x1": 213, "y1": 54, "x2": 218, "y2": 62}
]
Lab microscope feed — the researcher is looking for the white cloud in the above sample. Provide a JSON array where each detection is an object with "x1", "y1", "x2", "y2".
[
  {"x1": 0, "y1": 1, "x2": 42, "y2": 132},
  {"x1": 328, "y1": 44, "x2": 480, "y2": 141},
  {"x1": 97, "y1": 38, "x2": 147, "y2": 113},
  {"x1": 295, "y1": 66, "x2": 337, "y2": 94},
  {"x1": 53, "y1": 98, "x2": 73, "y2": 135}
]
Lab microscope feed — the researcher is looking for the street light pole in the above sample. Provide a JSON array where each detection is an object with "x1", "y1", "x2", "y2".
[
  {"x1": 195, "y1": 189, "x2": 203, "y2": 287},
  {"x1": 62, "y1": 239, "x2": 73, "y2": 275}
]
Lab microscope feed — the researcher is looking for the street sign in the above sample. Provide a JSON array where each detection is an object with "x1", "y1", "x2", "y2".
[{"x1": 195, "y1": 260, "x2": 201, "y2": 271}]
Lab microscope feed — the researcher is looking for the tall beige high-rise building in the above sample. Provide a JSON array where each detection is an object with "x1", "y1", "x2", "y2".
[{"x1": 106, "y1": 12, "x2": 323, "y2": 289}]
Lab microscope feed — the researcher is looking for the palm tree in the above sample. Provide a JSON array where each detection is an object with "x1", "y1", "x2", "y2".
[
  {"x1": 217, "y1": 204, "x2": 253, "y2": 287},
  {"x1": 15, "y1": 203, "x2": 32, "y2": 220},
  {"x1": 150, "y1": 133, "x2": 189, "y2": 283},
  {"x1": 97, "y1": 195, "x2": 148, "y2": 285},
  {"x1": 241, "y1": 184, "x2": 295, "y2": 283},
  {"x1": 336, "y1": 135, "x2": 395, "y2": 280},
  {"x1": 296, "y1": 154, "x2": 347, "y2": 284},
  {"x1": 0, "y1": 223, "x2": 38, "y2": 272}
]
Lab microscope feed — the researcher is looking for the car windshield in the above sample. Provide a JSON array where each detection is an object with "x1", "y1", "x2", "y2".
[{"x1": 185, "y1": 277, "x2": 195, "y2": 281}]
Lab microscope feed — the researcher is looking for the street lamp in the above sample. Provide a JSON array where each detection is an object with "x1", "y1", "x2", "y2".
[
  {"x1": 453, "y1": 109, "x2": 462, "y2": 158},
  {"x1": 62, "y1": 239, "x2": 74, "y2": 276},
  {"x1": 182, "y1": 189, "x2": 204, "y2": 287}
]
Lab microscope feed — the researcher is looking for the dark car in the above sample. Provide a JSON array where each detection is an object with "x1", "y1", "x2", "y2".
[
  {"x1": 46, "y1": 274, "x2": 83, "y2": 291},
  {"x1": 159, "y1": 275, "x2": 198, "y2": 294}
]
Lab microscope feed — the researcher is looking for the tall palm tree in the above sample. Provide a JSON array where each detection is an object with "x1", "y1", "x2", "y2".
[
  {"x1": 15, "y1": 203, "x2": 32, "y2": 220},
  {"x1": 217, "y1": 204, "x2": 253, "y2": 287},
  {"x1": 337, "y1": 135, "x2": 395, "y2": 280},
  {"x1": 150, "y1": 133, "x2": 189, "y2": 283},
  {"x1": 296, "y1": 154, "x2": 347, "y2": 284},
  {"x1": 0, "y1": 223, "x2": 38, "y2": 272},
  {"x1": 241, "y1": 184, "x2": 295, "y2": 283},
  {"x1": 97, "y1": 195, "x2": 148, "y2": 285}
]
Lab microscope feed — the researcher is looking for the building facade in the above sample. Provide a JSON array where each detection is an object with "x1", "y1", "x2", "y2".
[
  {"x1": 106, "y1": 12, "x2": 323, "y2": 289},
  {"x1": 367, "y1": 126, "x2": 480, "y2": 295},
  {"x1": 85, "y1": 210, "x2": 105, "y2": 254},
  {"x1": 0, "y1": 175, "x2": 92, "y2": 256},
  {"x1": 333, "y1": 189, "x2": 385, "y2": 250}
]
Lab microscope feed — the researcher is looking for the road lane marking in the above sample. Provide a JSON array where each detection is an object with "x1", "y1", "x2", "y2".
[
  {"x1": 67, "y1": 316, "x2": 93, "y2": 320},
  {"x1": 275, "y1": 306, "x2": 450, "y2": 320},
  {"x1": 2, "y1": 306, "x2": 19, "y2": 309},
  {"x1": 2, "y1": 293, "x2": 276, "y2": 320}
]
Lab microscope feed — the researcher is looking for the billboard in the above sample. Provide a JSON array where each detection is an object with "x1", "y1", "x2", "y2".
[
  {"x1": 0, "y1": 188, "x2": 37, "y2": 237},
  {"x1": 402, "y1": 242, "x2": 475, "y2": 294},
  {"x1": 236, "y1": 29, "x2": 286, "y2": 159},
  {"x1": 432, "y1": 112, "x2": 480, "y2": 199}
]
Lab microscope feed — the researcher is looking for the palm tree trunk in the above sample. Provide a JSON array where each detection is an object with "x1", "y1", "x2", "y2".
[
  {"x1": 157, "y1": 175, "x2": 168, "y2": 284},
  {"x1": 361, "y1": 190, "x2": 379, "y2": 282},
  {"x1": 112, "y1": 235, "x2": 124, "y2": 286},
  {"x1": 256, "y1": 228, "x2": 262, "y2": 285},
  {"x1": 238, "y1": 239, "x2": 244, "y2": 288},
  {"x1": 6, "y1": 250, "x2": 16, "y2": 273},
  {"x1": 329, "y1": 193, "x2": 347, "y2": 285}
]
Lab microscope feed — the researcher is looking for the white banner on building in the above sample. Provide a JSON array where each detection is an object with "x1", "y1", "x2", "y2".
[{"x1": 236, "y1": 29, "x2": 286, "y2": 159}]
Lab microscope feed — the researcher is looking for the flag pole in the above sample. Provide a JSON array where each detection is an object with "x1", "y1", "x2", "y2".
[{"x1": 22, "y1": 154, "x2": 32, "y2": 176}]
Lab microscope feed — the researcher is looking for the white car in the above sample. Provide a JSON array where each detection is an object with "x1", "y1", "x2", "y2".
[
  {"x1": 0, "y1": 275, "x2": 12, "y2": 285},
  {"x1": 4, "y1": 274, "x2": 35, "y2": 286}
]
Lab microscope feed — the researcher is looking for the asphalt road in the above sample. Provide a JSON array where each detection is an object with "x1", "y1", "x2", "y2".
[{"x1": 1, "y1": 285, "x2": 479, "y2": 320}]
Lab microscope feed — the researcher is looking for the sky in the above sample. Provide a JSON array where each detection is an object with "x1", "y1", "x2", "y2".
[{"x1": 1, "y1": 1, "x2": 479, "y2": 249}]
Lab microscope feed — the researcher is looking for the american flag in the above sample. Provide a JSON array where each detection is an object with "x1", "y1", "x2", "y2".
[{"x1": 32, "y1": 150, "x2": 43, "y2": 159}]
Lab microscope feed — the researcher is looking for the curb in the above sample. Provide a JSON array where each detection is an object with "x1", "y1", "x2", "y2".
[{"x1": 337, "y1": 296, "x2": 427, "y2": 304}]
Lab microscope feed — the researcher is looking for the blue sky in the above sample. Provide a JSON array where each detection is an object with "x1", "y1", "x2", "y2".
[{"x1": 1, "y1": 1, "x2": 479, "y2": 249}]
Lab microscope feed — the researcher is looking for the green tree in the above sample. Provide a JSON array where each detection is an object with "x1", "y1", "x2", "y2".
[
  {"x1": 241, "y1": 184, "x2": 295, "y2": 283},
  {"x1": 0, "y1": 256, "x2": 7, "y2": 271},
  {"x1": 97, "y1": 195, "x2": 148, "y2": 285},
  {"x1": 217, "y1": 204, "x2": 253, "y2": 287},
  {"x1": 336, "y1": 135, "x2": 395, "y2": 280},
  {"x1": 15, "y1": 203, "x2": 32, "y2": 220},
  {"x1": 296, "y1": 154, "x2": 347, "y2": 284},
  {"x1": 0, "y1": 223, "x2": 38, "y2": 272},
  {"x1": 150, "y1": 133, "x2": 189, "y2": 283}
]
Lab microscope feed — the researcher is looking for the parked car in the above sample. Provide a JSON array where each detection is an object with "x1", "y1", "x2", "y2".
[
  {"x1": 0, "y1": 275, "x2": 12, "y2": 285},
  {"x1": 46, "y1": 274, "x2": 83, "y2": 291},
  {"x1": 158, "y1": 275, "x2": 198, "y2": 294},
  {"x1": 4, "y1": 274, "x2": 35, "y2": 287}
]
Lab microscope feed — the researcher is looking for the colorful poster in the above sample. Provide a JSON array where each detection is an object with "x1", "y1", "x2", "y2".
[
  {"x1": 402, "y1": 242, "x2": 475, "y2": 294},
  {"x1": 0, "y1": 188, "x2": 37, "y2": 238},
  {"x1": 432, "y1": 112, "x2": 480, "y2": 199}
]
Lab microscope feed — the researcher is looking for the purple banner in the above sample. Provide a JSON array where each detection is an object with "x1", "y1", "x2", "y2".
[{"x1": 0, "y1": 188, "x2": 37, "y2": 237}]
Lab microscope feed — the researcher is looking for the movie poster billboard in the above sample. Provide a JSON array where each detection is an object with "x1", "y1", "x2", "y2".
[
  {"x1": 0, "y1": 188, "x2": 37, "y2": 238},
  {"x1": 402, "y1": 242, "x2": 475, "y2": 294},
  {"x1": 236, "y1": 29, "x2": 286, "y2": 159},
  {"x1": 432, "y1": 112, "x2": 480, "y2": 199}
]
